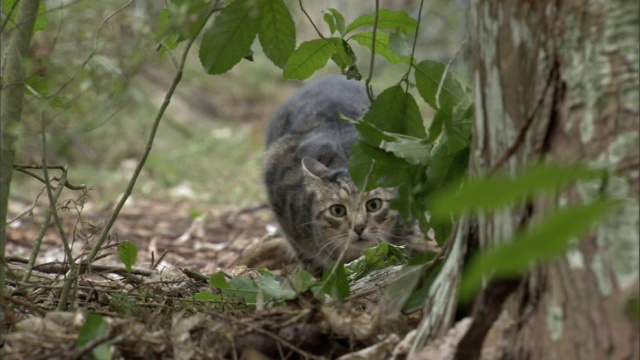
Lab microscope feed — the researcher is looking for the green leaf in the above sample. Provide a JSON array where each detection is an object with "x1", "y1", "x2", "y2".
[
  {"x1": 117, "y1": 241, "x2": 138, "y2": 273},
  {"x1": 323, "y1": 13, "x2": 336, "y2": 34},
  {"x1": 225, "y1": 276, "x2": 259, "y2": 304},
  {"x1": 258, "y1": 0, "x2": 296, "y2": 68},
  {"x1": 415, "y1": 60, "x2": 465, "y2": 110},
  {"x1": 379, "y1": 137, "x2": 431, "y2": 165},
  {"x1": 626, "y1": 298, "x2": 640, "y2": 322},
  {"x1": 459, "y1": 200, "x2": 615, "y2": 303},
  {"x1": 345, "y1": 9, "x2": 417, "y2": 34},
  {"x1": 349, "y1": 140, "x2": 412, "y2": 191},
  {"x1": 315, "y1": 262, "x2": 350, "y2": 301},
  {"x1": 256, "y1": 270, "x2": 297, "y2": 301},
  {"x1": 1, "y1": 1, "x2": 47, "y2": 33},
  {"x1": 287, "y1": 271, "x2": 317, "y2": 292},
  {"x1": 345, "y1": 242, "x2": 408, "y2": 280},
  {"x1": 194, "y1": 291, "x2": 220, "y2": 301},
  {"x1": 209, "y1": 272, "x2": 231, "y2": 289},
  {"x1": 328, "y1": 8, "x2": 346, "y2": 35},
  {"x1": 431, "y1": 164, "x2": 605, "y2": 218},
  {"x1": 329, "y1": 38, "x2": 361, "y2": 80},
  {"x1": 362, "y1": 85, "x2": 426, "y2": 138},
  {"x1": 34, "y1": 1, "x2": 47, "y2": 32},
  {"x1": 76, "y1": 313, "x2": 110, "y2": 360},
  {"x1": 199, "y1": 0, "x2": 259, "y2": 75},
  {"x1": 389, "y1": 30, "x2": 411, "y2": 58},
  {"x1": 283, "y1": 39, "x2": 336, "y2": 80},
  {"x1": 350, "y1": 31, "x2": 411, "y2": 64}
]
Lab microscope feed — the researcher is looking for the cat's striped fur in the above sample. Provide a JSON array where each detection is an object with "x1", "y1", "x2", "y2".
[{"x1": 264, "y1": 76, "x2": 409, "y2": 271}]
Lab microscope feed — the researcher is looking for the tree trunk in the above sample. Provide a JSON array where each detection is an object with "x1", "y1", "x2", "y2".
[
  {"x1": 456, "y1": 1, "x2": 639, "y2": 359},
  {"x1": 1, "y1": 0, "x2": 42, "y2": 333}
]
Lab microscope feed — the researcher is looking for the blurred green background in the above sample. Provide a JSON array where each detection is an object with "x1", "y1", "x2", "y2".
[{"x1": 7, "y1": 0, "x2": 469, "y2": 209}]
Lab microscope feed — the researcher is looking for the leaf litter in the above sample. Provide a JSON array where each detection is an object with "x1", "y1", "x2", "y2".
[{"x1": 3, "y1": 195, "x2": 438, "y2": 359}]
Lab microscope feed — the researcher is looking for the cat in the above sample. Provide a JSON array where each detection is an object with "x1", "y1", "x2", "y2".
[{"x1": 263, "y1": 76, "x2": 413, "y2": 272}]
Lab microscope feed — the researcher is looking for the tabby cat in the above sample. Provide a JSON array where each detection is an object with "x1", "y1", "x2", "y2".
[{"x1": 264, "y1": 76, "x2": 411, "y2": 272}]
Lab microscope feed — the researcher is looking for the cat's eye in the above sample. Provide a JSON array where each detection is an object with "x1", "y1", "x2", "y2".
[
  {"x1": 366, "y1": 198, "x2": 383, "y2": 212},
  {"x1": 329, "y1": 204, "x2": 347, "y2": 217}
]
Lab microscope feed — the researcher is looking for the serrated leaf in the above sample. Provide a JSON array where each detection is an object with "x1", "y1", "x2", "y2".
[
  {"x1": 459, "y1": 200, "x2": 615, "y2": 302},
  {"x1": 328, "y1": 8, "x2": 346, "y2": 35},
  {"x1": 117, "y1": 241, "x2": 138, "y2": 273},
  {"x1": 76, "y1": 313, "x2": 110, "y2": 360},
  {"x1": 431, "y1": 164, "x2": 605, "y2": 218},
  {"x1": 258, "y1": 0, "x2": 295, "y2": 68},
  {"x1": 362, "y1": 85, "x2": 426, "y2": 138},
  {"x1": 209, "y1": 272, "x2": 231, "y2": 289},
  {"x1": 199, "y1": 0, "x2": 259, "y2": 75},
  {"x1": 283, "y1": 39, "x2": 336, "y2": 80},
  {"x1": 345, "y1": 9, "x2": 417, "y2": 34},
  {"x1": 415, "y1": 60, "x2": 466, "y2": 110},
  {"x1": 350, "y1": 31, "x2": 411, "y2": 64}
]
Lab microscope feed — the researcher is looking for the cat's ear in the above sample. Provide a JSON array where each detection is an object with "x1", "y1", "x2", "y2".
[{"x1": 301, "y1": 157, "x2": 330, "y2": 180}]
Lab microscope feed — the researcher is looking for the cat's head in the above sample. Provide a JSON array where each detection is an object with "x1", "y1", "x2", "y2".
[{"x1": 300, "y1": 157, "x2": 400, "y2": 264}]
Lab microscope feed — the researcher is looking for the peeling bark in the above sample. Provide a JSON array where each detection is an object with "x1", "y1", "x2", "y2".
[{"x1": 460, "y1": 0, "x2": 639, "y2": 359}]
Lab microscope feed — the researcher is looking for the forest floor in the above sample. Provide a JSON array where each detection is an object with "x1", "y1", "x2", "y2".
[{"x1": 4, "y1": 176, "x2": 451, "y2": 360}]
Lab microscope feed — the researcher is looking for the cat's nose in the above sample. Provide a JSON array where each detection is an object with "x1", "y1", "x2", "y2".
[{"x1": 353, "y1": 224, "x2": 366, "y2": 235}]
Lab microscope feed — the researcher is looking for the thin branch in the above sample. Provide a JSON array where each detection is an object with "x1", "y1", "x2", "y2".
[
  {"x1": 87, "y1": 4, "x2": 220, "y2": 264},
  {"x1": 365, "y1": 0, "x2": 380, "y2": 101},
  {"x1": 13, "y1": 164, "x2": 87, "y2": 190},
  {"x1": 403, "y1": 0, "x2": 426, "y2": 90},
  {"x1": 40, "y1": 115, "x2": 77, "y2": 311},
  {"x1": 298, "y1": 0, "x2": 325, "y2": 39}
]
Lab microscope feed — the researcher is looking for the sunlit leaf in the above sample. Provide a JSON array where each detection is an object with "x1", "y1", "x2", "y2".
[
  {"x1": 258, "y1": 0, "x2": 295, "y2": 68},
  {"x1": 345, "y1": 9, "x2": 417, "y2": 34},
  {"x1": 117, "y1": 241, "x2": 138, "y2": 273},
  {"x1": 194, "y1": 291, "x2": 220, "y2": 301},
  {"x1": 323, "y1": 12, "x2": 336, "y2": 34},
  {"x1": 350, "y1": 31, "x2": 411, "y2": 64},
  {"x1": 283, "y1": 39, "x2": 335, "y2": 80},
  {"x1": 209, "y1": 272, "x2": 230, "y2": 289},
  {"x1": 459, "y1": 200, "x2": 615, "y2": 302},
  {"x1": 199, "y1": 0, "x2": 259, "y2": 75},
  {"x1": 328, "y1": 8, "x2": 346, "y2": 35}
]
